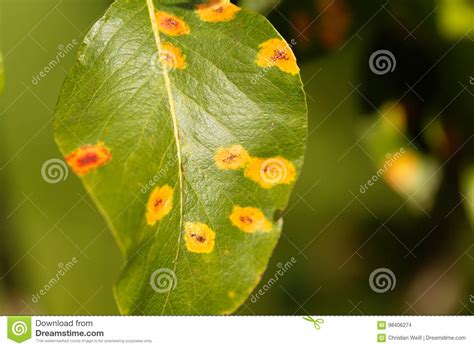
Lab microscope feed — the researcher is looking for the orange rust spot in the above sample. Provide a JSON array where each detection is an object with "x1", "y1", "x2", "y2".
[
  {"x1": 256, "y1": 38, "x2": 299, "y2": 75},
  {"x1": 214, "y1": 145, "x2": 250, "y2": 170},
  {"x1": 244, "y1": 156, "x2": 297, "y2": 189},
  {"x1": 146, "y1": 185, "x2": 174, "y2": 226},
  {"x1": 160, "y1": 42, "x2": 187, "y2": 70},
  {"x1": 65, "y1": 142, "x2": 112, "y2": 176},
  {"x1": 230, "y1": 206, "x2": 272, "y2": 233},
  {"x1": 185, "y1": 222, "x2": 216, "y2": 254},
  {"x1": 155, "y1": 11, "x2": 190, "y2": 36},
  {"x1": 196, "y1": 0, "x2": 241, "y2": 22}
]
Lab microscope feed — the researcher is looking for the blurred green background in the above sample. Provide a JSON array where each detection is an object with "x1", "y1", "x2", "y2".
[{"x1": 0, "y1": 0, "x2": 473, "y2": 315}]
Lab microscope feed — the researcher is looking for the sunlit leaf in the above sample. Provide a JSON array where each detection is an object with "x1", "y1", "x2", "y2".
[{"x1": 54, "y1": 0, "x2": 307, "y2": 314}]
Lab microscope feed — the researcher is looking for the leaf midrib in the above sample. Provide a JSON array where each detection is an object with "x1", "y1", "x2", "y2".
[{"x1": 146, "y1": 0, "x2": 184, "y2": 313}]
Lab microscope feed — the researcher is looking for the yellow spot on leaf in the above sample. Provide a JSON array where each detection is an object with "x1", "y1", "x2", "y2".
[
  {"x1": 256, "y1": 38, "x2": 299, "y2": 75},
  {"x1": 146, "y1": 185, "x2": 174, "y2": 226},
  {"x1": 155, "y1": 11, "x2": 190, "y2": 36},
  {"x1": 65, "y1": 142, "x2": 112, "y2": 176},
  {"x1": 244, "y1": 156, "x2": 297, "y2": 189},
  {"x1": 160, "y1": 42, "x2": 187, "y2": 70},
  {"x1": 214, "y1": 144, "x2": 250, "y2": 170},
  {"x1": 185, "y1": 222, "x2": 216, "y2": 254},
  {"x1": 230, "y1": 206, "x2": 272, "y2": 233},
  {"x1": 196, "y1": 0, "x2": 241, "y2": 22},
  {"x1": 228, "y1": 290, "x2": 236, "y2": 299}
]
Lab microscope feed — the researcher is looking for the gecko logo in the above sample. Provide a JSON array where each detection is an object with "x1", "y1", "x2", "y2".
[{"x1": 7, "y1": 317, "x2": 32, "y2": 343}]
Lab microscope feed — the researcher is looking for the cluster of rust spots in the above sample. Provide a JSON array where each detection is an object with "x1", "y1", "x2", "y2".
[
  {"x1": 213, "y1": 145, "x2": 298, "y2": 235},
  {"x1": 134, "y1": 6, "x2": 301, "y2": 257},
  {"x1": 65, "y1": 142, "x2": 112, "y2": 176},
  {"x1": 184, "y1": 222, "x2": 216, "y2": 254},
  {"x1": 215, "y1": 145, "x2": 296, "y2": 189},
  {"x1": 256, "y1": 38, "x2": 299, "y2": 75},
  {"x1": 154, "y1": 11, "x2": 189, "y2": 71},
  {"x1": 195, "y1": 0, "x2": 241, "y2": 22},
  {"x1": 146, "y1": 185, "x2": 174, "y2": 226}
]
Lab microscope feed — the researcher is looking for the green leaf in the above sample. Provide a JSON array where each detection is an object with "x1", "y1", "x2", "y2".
[
  {"x1": 0, "y1": 53, "x2": 4, "y2": 95},
  {"x1": 54, "y1": 0, "x2": 307, "y2": 315}
]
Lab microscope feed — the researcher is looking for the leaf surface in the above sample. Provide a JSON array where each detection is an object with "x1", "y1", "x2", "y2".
[
  {"x1": 0, "y1": 53, "x2": 4, "y2": 95},
  {"x1": 54, "y1": 0, "x2": 307, "y2": 315}
]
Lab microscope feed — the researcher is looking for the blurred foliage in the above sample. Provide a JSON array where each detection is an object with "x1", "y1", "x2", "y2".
[
  {"x1": 239, "y1": 0, "x2": 280, "y2": 14},
  {"x1": 437, "y1": 0, "x2": 474, "y2": 40},
  {"x1": 462, "y1": 167, "x2": 474, "y2": 228},
  {"x1": 1, "y1": 0, "x2": 473, "y2": 315}
]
